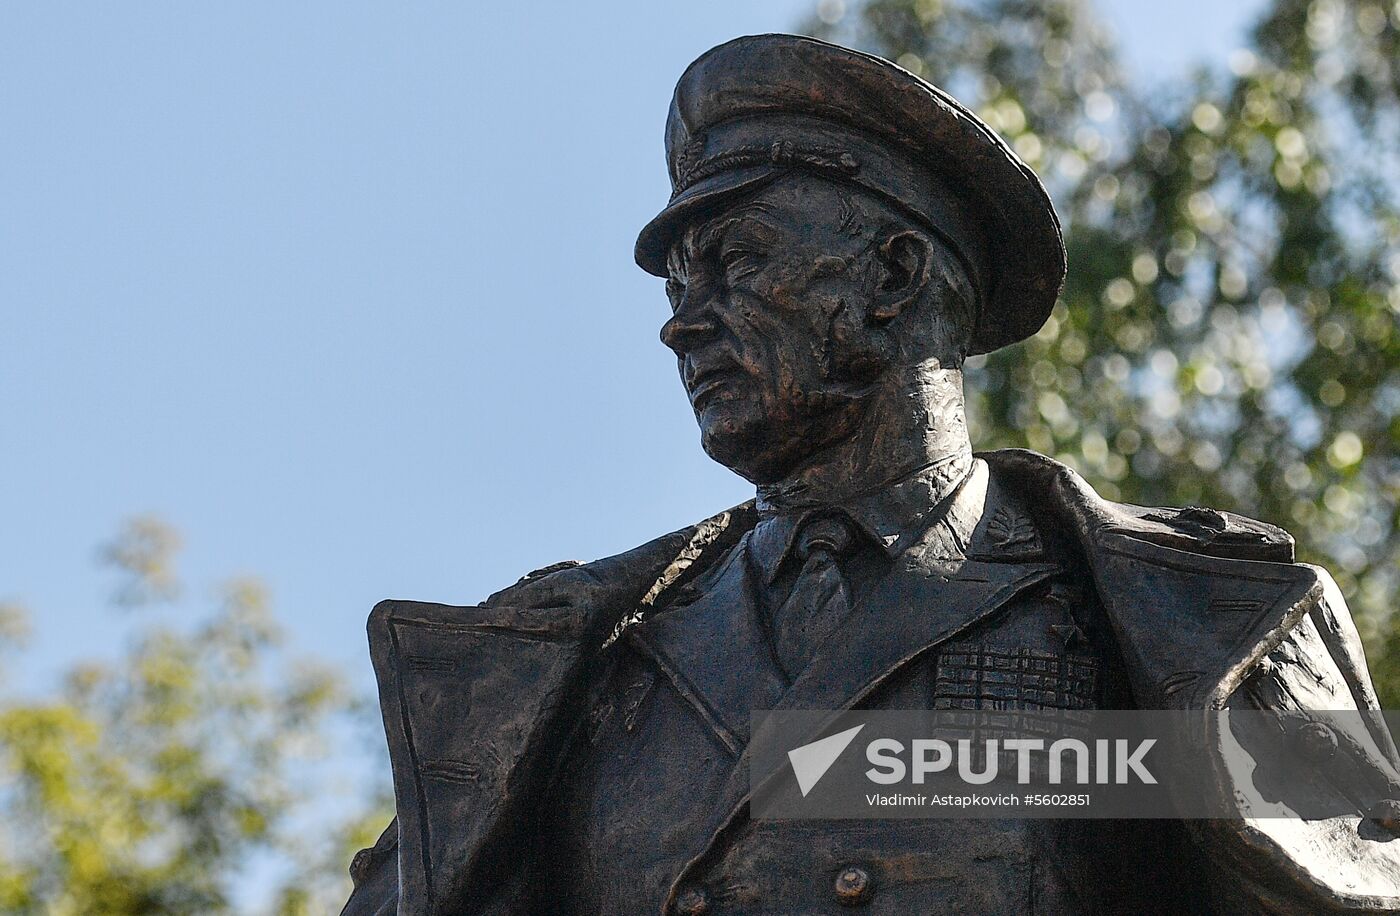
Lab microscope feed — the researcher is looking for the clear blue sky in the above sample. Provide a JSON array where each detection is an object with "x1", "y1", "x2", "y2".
[{"x1": 2, "y1": 0, "x2": 1268, "y2": 698}]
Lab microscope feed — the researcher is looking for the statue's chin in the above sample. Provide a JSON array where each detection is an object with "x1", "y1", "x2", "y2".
[
  {"x1": 697, "y1": 396, "x2": 874, "y2": 484},
  {"x1": 698, "y1": 423, "x2": 793, "y2": 485}
]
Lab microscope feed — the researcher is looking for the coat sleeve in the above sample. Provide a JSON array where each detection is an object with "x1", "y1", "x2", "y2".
[{"x1": 1196, "y1": 566, "x2": 1400, "y2": 912}]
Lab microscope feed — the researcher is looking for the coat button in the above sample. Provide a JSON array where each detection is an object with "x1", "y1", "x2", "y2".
[
  {"x1": 674, "y1": 886, "x2": 710, "y2": 915},
  {"x1": 833, "y1": 865, "x2": 873, "y2": 906},
  {"x1": 1293, "y1": 721, "x2": 1338, "y2": 762}
]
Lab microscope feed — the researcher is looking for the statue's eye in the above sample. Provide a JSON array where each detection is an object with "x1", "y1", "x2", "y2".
[{"x1": 719, "y1": 244, "x2": 764, "y2": 277}]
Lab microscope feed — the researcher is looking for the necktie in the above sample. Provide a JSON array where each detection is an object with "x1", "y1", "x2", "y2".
[{"x1": 770, "y1": 514, "x2": 857, "y2": 681}]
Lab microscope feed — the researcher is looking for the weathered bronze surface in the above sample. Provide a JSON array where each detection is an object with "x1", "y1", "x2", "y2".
[{"x1": 342, "y1": 34, "x2": 1400, "y2": 915}]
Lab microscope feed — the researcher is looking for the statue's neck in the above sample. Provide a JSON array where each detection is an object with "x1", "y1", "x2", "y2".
[{"x1": 758, "y1": 365, "x2": 972, "y2": 506}]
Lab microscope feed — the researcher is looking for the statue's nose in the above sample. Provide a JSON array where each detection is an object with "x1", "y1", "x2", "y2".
[{"x1": 660, "y1": 294, "x2": 718, "y2": 355}]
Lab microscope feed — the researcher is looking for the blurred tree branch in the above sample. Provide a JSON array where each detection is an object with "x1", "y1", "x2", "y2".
[{"x1": 0, "y1": 518, "x2": 389, "y2": 915}]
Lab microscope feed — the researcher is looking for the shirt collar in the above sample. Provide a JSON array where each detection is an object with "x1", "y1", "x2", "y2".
[{"x1": 750, "y1": 449, "x2": 975, "y2": 584}]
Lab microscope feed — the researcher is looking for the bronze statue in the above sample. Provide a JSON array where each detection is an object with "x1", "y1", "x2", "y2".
[{"x1": 342, "y1": 35, "x2": 1400, "y2": 914}]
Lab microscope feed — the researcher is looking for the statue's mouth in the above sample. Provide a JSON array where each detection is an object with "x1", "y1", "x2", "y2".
[{"x1": 687, "y1": 367, "x2": 742, "y2": 409}]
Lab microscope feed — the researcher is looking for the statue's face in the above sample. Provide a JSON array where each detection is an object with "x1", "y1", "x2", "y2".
[{"x1": 661, "y1": 175, "x2": 921, "y2": 483}]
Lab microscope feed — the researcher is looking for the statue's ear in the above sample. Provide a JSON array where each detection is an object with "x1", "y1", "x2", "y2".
[{"x1": 871, "y1": 230, "x2": 934, "y2": 322}]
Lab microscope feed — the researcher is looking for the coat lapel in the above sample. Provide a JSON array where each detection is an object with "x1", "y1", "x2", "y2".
[
  {"x1": 981, "y1": 448, "x2": 1325, "y2": 711},
  {"x1": 626, "y1": 535, "x2": 790, "y2": 756},
  {"x1": 370, "y1": 599, "x2": 594, "y2": 915},
  {"x1": 368, "y1": 506, "x2": 753, "y2": 916}
]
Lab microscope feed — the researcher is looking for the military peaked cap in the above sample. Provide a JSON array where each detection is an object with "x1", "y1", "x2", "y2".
[{"x1": 635, "y1": 34, "x2": 1066, "y2": 355}]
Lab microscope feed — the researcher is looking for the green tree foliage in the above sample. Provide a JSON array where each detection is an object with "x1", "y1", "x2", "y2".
[
  {"x1": 810, "y1": 0, "x2": 1400, "y2": 698},
  {"x1": 0, "y1": 518, "x2": 389, "y2": 915}
]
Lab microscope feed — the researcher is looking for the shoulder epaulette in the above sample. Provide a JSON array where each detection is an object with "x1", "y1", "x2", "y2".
[{"x1": 980, "y1": 447, "x2": 1294, "y2": 563}]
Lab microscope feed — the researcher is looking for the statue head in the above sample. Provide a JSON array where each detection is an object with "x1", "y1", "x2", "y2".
[{"x1": 636, "y1": 35, "x2": 1066, "y2": 484}]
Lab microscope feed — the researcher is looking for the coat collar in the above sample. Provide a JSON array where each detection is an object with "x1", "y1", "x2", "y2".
[{"x1": 751, "y1": 450, "x2": 975, "y2": 582}]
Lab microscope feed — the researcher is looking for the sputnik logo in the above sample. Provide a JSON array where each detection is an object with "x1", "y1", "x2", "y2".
[{"x1": 787, "y1": 724, "x2": 865, "y2": 797}]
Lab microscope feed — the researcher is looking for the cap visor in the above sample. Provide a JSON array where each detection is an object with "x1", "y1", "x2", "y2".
[{"x1": 634, "y1": 166, "x2": 781, "y2": 276}]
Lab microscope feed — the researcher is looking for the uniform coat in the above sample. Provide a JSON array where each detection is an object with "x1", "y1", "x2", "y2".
[{"x1": 342, "y1": 450, "x2": 1400, "y2": 914}]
